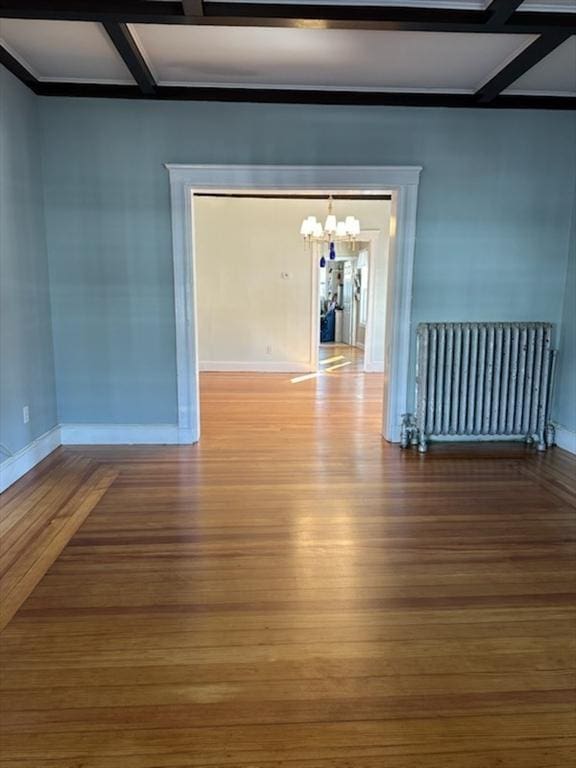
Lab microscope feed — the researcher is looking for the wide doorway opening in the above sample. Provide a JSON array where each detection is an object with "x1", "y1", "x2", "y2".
[{"x1": 192, "y1": 192, "x2": 391, "y2": 437}]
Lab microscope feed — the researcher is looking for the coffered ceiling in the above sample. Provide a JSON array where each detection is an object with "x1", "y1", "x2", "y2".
[{"x1": 0, "y1": 1, "x2": 574, "y2": 108}]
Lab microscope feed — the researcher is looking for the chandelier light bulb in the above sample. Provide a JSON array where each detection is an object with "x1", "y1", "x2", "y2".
[
  {"x1": 324, "y1": 214, "x2": 337, "y2": 234},
  {"x1": 300, "y1": 216, "x2": 319, "y2": 238}
]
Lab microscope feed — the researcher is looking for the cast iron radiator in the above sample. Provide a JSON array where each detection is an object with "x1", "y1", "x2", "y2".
[{"x1": 401, "y1": 322, "x2": 556, "y2": 453}]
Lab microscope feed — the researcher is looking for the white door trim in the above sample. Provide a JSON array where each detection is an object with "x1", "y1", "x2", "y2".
[
  {"x1": 357, "y1": 231, "x2": 381, "y2": 374},
  {"x1": 166, "y1": 165, "x2": 422, "y2": 443},
  {"x1": 309, "y1": 243, "x2": 320, "y2": 372}
]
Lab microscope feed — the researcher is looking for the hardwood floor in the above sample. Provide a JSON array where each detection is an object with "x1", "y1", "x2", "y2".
[
  {"x1": 0, "y1": 455, "x2": 117, "y2": 631},
  {"x1": 0, "y1": 371, "x2": 575, "y2": 767},
  {"x1": 319, "y1": 343, "x2": 365, "y2": 371}
]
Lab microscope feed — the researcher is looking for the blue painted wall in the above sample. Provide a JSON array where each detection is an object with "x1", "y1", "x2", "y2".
[
  {"x1": 553, "y1": 188, "x2": 576, "y2": 436},
  {"x1": 38, "y1": 98, "x2": 575, "y2": 425},
  {"x1": 0, "y1": 69, "x2": 57, "y2": 458}
]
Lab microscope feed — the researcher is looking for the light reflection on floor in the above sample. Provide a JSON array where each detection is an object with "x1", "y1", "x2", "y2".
[
  {"x1": 290, "y1": 372, "x2": 323, "y2": 384},
  {"x1": 291, "y1": 346, "x2": 361, "y2": 384},
  {"x1": 324, "y1": 361, "x2": 353, "y2": 372}
]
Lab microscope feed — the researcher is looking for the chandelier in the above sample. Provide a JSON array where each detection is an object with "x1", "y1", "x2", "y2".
[{"x1": 300, "y1": 197, "x2": 361, "y2": 267}]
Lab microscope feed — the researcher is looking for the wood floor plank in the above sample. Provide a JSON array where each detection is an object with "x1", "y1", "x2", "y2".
[
  {"x1": 0, "y1": 370, "x2": 575, "y2": 766},
  {"x1": 0, "y1": 461, "x2": 118, "y2": 631},
  {"x1": 0, "y1": 713, "x2": 574, "y2": 762},
  {"x1": 3, "y1": 747, "x2": 576, "y2": 768}
]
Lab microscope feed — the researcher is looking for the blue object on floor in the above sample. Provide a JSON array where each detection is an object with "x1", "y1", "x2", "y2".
[{"x1": 321, "y1": 309, "x2": 335, "y2": 342}]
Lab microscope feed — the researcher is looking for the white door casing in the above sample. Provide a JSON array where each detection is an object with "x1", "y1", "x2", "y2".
[
  {"x1": 342, "y1": 260, "x2": 354, "y2": 346},
  {"x1": 166, "y1": 165, "x2": 422, "y2": 443}
]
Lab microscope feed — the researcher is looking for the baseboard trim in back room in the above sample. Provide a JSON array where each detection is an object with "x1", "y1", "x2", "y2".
[{"x1": 199, "y1": 361, "x2": 311, "y2": 373}]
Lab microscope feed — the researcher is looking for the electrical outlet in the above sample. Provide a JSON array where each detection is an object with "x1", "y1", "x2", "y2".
[{"x1": 22, "y1": 406, "x2": 30, "y2": 424}]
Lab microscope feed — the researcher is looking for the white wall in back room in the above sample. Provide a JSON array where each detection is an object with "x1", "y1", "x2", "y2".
[{"x1": 194, "y1": 196, "x2": 391, "y2": 371}]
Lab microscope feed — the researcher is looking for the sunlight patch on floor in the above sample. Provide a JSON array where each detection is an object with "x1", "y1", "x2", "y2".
[
  {"x1": 319, "y1": 355, "x2": 345, "y2": 366},
  {"x1": 291, "y1": 354, "x2": 353, "y2": 383},
  {"x1": 325, "y1": 361, "x2": 353, "y2": 372},
  {"x1": 290, "y1": 372, "x2": 323, "y2": 384}
]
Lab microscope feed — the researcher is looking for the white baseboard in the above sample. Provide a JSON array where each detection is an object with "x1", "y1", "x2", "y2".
[
  {"x1": 60, "y1": 424, "x2": 181, "y2": 445},
  {"x1": 553, "y1": 424, "x2": 576, "y2": 455},
  {"x1": 200, "y1": 361, "x2": 311, "y2": 373},
  {"x1": 0, "y1": 423, "x2": 189, "y2": 493},
  {"x1": 0, "y1": 426, "x2": 61, "y2": 493},
  {"x1": 364, "y1": 361, "x2": 385, "y2": 373}
]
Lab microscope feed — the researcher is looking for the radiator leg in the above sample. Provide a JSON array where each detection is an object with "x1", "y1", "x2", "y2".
[
  {"x1": 400, "y1": 415, "x2": 411, "y2": 449},
  {"x1": 536, "y1": 434, "x2": 547, "y2": 452},
  {"x1": 525, "y1": 435, "x2": 534, "y2": 445},
  {"x1": 418, "y1": 435, "x2": 428, "y2": 454},
  {"x1": 545, "y1": 423, "x2": 556, "y2": 448}
]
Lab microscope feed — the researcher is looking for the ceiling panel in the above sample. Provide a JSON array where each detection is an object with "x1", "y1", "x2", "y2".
[
  {"x1": 0, "y1": 19, "x2": 134, "y2": 83},
  {"x1": 519, "y1": 0, "x2": 576, "y2": 11},
  {"x1": 132, "y1": 25, "x2": 534, "y2": 92},
  {"x1": 505, "y1": 36, "x2": 576, "y2": 95}
]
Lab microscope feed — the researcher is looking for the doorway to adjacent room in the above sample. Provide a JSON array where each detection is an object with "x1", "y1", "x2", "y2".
[
  {"x1": 166, "y1": 164, "x2": 422, "y2": 444},
  {"x1": 316, "y1": 230, "x2": 381, "y2": 375}
]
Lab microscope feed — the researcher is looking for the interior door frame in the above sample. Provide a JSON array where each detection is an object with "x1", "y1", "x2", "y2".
[
  {"x1": 357, "y1": 231, "x2": 381, "y2": 373},
  {"x1": 311, "y1": 230, "x2": 380, "y2": 372},
  {"x1": 166, "y1": 164, "x2": 422, "y2": 444}
]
